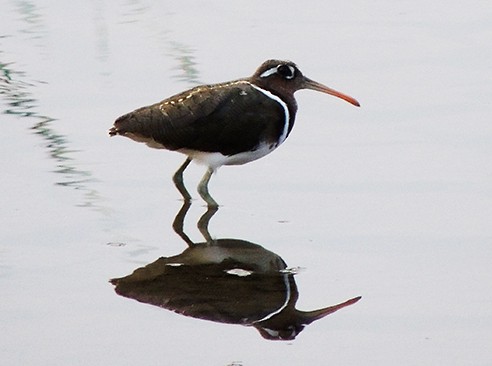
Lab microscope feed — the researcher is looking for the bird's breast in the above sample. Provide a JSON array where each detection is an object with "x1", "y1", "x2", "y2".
[{"x1": 248, "y1": 84, "x2": 291, "y2": 147}]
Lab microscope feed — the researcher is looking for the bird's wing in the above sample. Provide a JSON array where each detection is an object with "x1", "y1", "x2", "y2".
[{"x1": 110, "y1": 81, "x2": 286, "y2": 156}]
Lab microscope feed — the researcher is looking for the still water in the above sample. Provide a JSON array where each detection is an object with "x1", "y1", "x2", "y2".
[{"x1": 1, "y1": 1, "x2": 491, "y2": 365}]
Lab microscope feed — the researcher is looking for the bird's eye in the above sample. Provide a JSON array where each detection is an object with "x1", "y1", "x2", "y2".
[{"x1": 276, "y1": 64, "x2": 295, "y2": 79}]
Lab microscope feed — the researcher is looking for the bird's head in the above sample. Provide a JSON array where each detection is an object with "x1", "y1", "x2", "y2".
[{"x1": 252, "y1": 59, "x2": 360, "y2": 107}]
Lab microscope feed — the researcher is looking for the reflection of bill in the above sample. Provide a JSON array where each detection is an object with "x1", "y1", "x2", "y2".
[{"x1": 111, "y1": 238, "x2": 360, "y2": 341}]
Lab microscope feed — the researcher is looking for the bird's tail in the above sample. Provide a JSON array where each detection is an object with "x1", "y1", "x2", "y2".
[
  {"x1": 108, "y1": 113, "x2": 133, "y2": 137},
  {"x1": 108, "y1": 126, "x2": 118, "y2": 136}
]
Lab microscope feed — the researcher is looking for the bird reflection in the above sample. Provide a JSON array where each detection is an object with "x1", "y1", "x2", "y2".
[{"x1": 111, "y1": 201, "x2": 361, "y2": 341}]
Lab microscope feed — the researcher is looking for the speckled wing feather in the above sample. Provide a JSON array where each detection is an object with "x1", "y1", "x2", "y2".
[{"x1": 109, "y1": 80, "x2": 286, "y2": 156}]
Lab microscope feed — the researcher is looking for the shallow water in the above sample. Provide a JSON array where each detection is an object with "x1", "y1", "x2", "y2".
[{"x1": 1, "y1": 1, "x2": 492, "y2": 365}]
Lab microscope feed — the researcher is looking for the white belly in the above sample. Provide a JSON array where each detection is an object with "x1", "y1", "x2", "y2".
[{"x1": 179, "y1": 142, "x2": 278, "y2": 170}]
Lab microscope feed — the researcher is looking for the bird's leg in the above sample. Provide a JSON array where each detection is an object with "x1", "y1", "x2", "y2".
[
  {"x1": 173, "y1": 157, "x2": 192, "y2": 201},
  {"x1": 197, "y1": 168, "x2": 218, "y2": 208}
]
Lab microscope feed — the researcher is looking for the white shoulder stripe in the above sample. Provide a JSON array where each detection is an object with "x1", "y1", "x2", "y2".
[{"x1": 249, "y1": 83, "x2": 290, "y2": 146}]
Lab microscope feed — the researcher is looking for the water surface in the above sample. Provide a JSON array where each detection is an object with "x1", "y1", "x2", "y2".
[{"x1": 1, "y1": 1, "x2": 491, "y2": 365}]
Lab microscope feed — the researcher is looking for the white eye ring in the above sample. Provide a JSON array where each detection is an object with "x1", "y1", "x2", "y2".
[{"x1": 277, "y1": 65, "x2": 295, "y2": 79}]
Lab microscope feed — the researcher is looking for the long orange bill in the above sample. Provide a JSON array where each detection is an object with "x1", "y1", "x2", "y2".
[{"x1": 303, "y1": 77, "x2": 360, "y2": 107}]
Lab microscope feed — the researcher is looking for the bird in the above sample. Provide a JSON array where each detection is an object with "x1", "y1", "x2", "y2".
[{"x1": 109, "y1": 59, "x2": 360, "y2": 207}]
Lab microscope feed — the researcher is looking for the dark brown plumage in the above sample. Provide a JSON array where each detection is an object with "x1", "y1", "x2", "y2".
[
  {"x1": 109, "y1": 59, "x2": 359, "y2": 206},
  {"x1": 110, "y1": 81, "x2": 287, "y2": 156}
]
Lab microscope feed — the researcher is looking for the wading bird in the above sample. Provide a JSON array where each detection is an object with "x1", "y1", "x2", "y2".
[{"x1": 109, "y1": 59, "x2": 359, "y2": 206}]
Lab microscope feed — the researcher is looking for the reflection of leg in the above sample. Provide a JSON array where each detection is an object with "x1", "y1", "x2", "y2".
[
  {"x1": 198, "y1": 205, "x2": 219, "y2": 243},
  {"x1": 197, "y1": 167, "x2": 218, "y2": 208},
  {"x1": 172, "y1": 199, "x2": 194, "y2": 247},
  {"x1": 173, "y1": 157, "x2": 192, "y2": 201}
]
